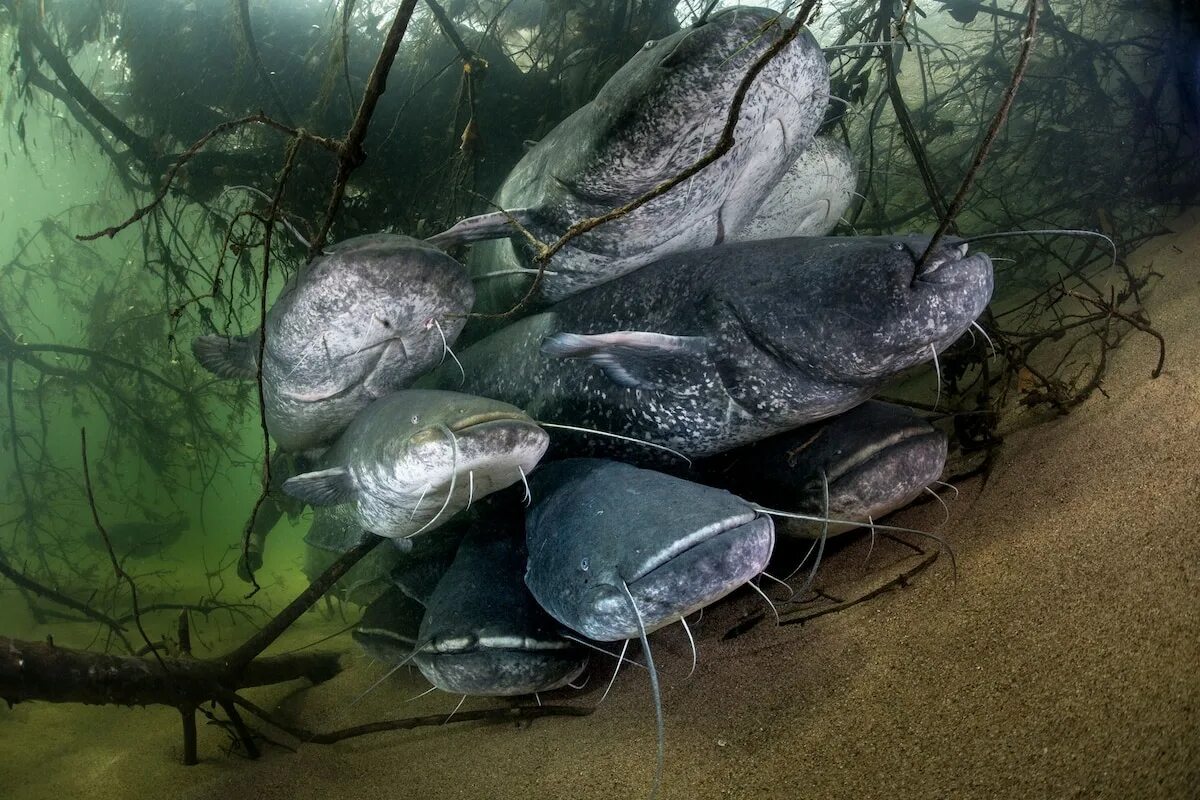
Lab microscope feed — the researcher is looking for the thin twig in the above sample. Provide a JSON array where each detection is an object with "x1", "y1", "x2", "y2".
[
  {"x1": 309, "y1": 0, "x2": 423, "y2": 256},
  {"x1": 80, "y1": 428, "x2": 167, "y2": 670},
  {"x1": 919, "y1": 0, "x2": 1040, "y2": 266},
  {"x1": 0, "y1": 550, "x2": 134, "y2": 652},
  {"x1": 240, "y1": 136, "x2": 305, "y2": 596},
  {"x1": 78, "y1": 115, "x2": 337, "y2": 241}
]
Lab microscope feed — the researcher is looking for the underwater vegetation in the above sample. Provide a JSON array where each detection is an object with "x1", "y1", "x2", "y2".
[{"x1": 0, "y1": 1, "x2": 1196, "y2": 797}]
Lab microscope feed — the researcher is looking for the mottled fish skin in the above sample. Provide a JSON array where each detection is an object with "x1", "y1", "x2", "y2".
[
  {"x1": 425, "y1": 236, "x2": 993, "y2": 460},
  {"x1": 729, "y1": 135, "x2": 857, "y2": 241},
  {"x1": 700, "y1": 401, "x2": 948, "y2": 537},
  {"x1": 281, "y1": 390, "x2": 549, "y2": 542},
  {"x1": 443, "y1": 7, "x2": 829, "y2": 320},
  {"x1": 192, "y1": 234, "x2": 474, "y2": 453},
  {"x1": 415, "y1": 510, "x2": 587, "y2": 697},
  {"x1": 525, "y1": 459, "x2": 774, "y2": 642}
]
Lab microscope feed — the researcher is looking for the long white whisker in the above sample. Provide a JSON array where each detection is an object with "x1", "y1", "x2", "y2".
[
  {"x1": 466, "y1": 470, "x2": 475, "y2": 511},
  {"x1": 432, "y1": 318, "x2": 466, "y2": 387},
  {"x1": 534, "y1": 692, "x2": 542, "y2": 707},
  {"x1": 562, "y1": 634, "x2": 646, "y2": 670},
  {"x1": 925, "y1": 486, "x2": 951, "y2": 527},
  {"x1": 864, "y1": 515, "x2": 878, "y2": 568},
  {"x1": 745, "y1": 580, "x2": 780, "y2": 626},
  {"x1": 787, "y1": 470, "x2": 830, "y2": 598},
  {"x1": 337, "y1": 641, "x2": 428, "y2": 720},
  {"x1": 620, "y1": 581, "x2": 664, "y2": 800},
  {"x1": 958, "y1": 229, "x2": 1117, "y2": 271},
  {"x1": 409, "y1": 483, "x2": 432, "y2": 521},
  {"x1": 444, "y1": 694, "x2": 467, "y2": 724},
  {"x1": 933, "y1": 480, "x2": 960, "y2": 500},
  {"x1": 405, "y1": 685, "x2": 438, "y2": 703},
  {"x1": 783, "y1": 532, "x2": 823, "y2": 582},
  {"x1": 408, "y1": 426, "x2": 458, "y2": 538},
  {"x1": 680, "y1": 617, "x2": 698, "y2": 680},
  {"x1": 759, "y1": 571, "x2": 795, "y2": 602},
  {"x1": 535, "y1": 421, "x2": 692, "y2": 467},
  {"x1": 599, "y1": 639, "x2": 631, "y2": 704},
  {"x1": 972, "y1": 321, "x2": 998, "y2": 357},
  {"x1": 518, "y1": 466, "x2": 531, "y2": 506},
  {"x1": 567, "y1": 674, "x2": 590, "y2": 691}
]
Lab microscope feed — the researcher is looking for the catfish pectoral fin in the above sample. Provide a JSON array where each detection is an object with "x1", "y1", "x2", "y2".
[
  {"x1": 283, "y1": 466, "x2": 358, "y2": 506},
  {"x1": 540, "y1": 331, "x2": 710, "y2": 391},
  {"x1": 191, "y1": 333, "x2": 259, "y2": 379}
]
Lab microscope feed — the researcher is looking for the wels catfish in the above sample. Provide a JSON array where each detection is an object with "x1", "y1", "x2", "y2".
[
  {"x1": 86, "y1": 514, "x2": 189, "y2": 560},
  {"x1": 353, "y1": 586, "x2": 426, "y2": 666},
  {"x1": 415, "y1": 510, "x2": 588, "y2": 696},
  {"x1": 702, "y1": 401, "x2": 948, "y2": 537},
  {"x1": 192, "y1": 234, "x2": 474, "y2": 452},
  {"x1": 729, "y1": 135, "x2": 856, "y2": 240},
  {"x1": 282, "y1": 391, "x2": 549, "y2": 542},
  {"x1": 429, "y1": 6, "x2": 829, "y2": 315},
  {"x1": 424, "y1": 236, "x2": 993, "y2": 459},
  {"x1": 525, "y1": 459, "x2": 774, "y2": 642}
]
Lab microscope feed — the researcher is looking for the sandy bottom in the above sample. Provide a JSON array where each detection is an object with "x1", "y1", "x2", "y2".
[{"x1": 2, "y1": 215, "x2": 1198, "y2": 799}]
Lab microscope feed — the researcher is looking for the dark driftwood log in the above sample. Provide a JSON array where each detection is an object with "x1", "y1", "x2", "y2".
[{"x1": 0, "y1": 636, "x2": 342, "y2": 707}]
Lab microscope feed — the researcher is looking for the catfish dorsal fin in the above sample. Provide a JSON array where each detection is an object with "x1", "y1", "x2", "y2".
[
  {"x1": 541, "y1": 331, "x2": 709, "y2": 391},
  {"x1": 191, "y1": 334, "x2": 259, "y2": 379},
  {"x1": 424, "y1": 209, "x2": 534, "y2": 249},
  {"x1": 282, "y1": 466, "x2": 357, "y2": 506}
]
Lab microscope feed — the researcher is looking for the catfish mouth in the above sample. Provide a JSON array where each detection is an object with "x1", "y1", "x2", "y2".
[
  {"x1": 449, "y1": 410, "x2": 533, "y2": 433},
  {"x1": 911, "y1": 241, "x2": 992, "y2": 287},
  {"x1": 423, "y1": 633, "x2": 577, "y2": 657},
  {"x1": 824, "y1": 426, "x2": 944, "y2": 485},
  {"x1": 277, "y1": 334, "x2": 413, "y2": 404},
  {"x1": 627, "y1": 510, "x2": 763, "y2": 585}
]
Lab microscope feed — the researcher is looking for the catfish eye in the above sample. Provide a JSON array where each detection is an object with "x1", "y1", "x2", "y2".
[
  {"x1": 642, "y1": 39, "x2": 657, "y2": 50},
  {"x1": 580, "y1": 557, "x2": 590, "y2": 572},
  {"x1": 410, "y1": 415, "x2": 420, "y2": 425},
  {"x1": 379, "y1": 318, "x2": 391, "y2": 328},
  {"x1": 892, "y1": 242, "x2": 905, "y2": 251}
]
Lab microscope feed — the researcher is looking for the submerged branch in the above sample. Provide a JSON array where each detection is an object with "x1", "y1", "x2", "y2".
[{"x1": 919, "y1": 0, "x2": 1040, "y2": 264}]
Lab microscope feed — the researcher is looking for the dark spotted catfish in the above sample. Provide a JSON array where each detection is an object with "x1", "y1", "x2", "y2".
[
  {"x1": 429, "y1": 6, "x2": 829, "y2": 313},
  {"x1": 424, "y1": 236, "x2": 993, "y2": 459},
  {"x1": 702, "y1": 401, "x2": 948, "y2": 537}
]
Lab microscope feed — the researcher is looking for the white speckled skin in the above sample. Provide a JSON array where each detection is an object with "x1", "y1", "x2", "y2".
[
  {"x1": 194, "y1": 235, "x2": 474, "y2": 452},
  {"x1": 458, "y1": 7, "x2": 830, "y2": 317},
  {"x1": 427, "y1": 236, "x2": 993, "y2": 460}
]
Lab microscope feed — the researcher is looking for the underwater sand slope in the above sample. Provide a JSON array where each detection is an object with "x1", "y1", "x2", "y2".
[{"x1": 2, "y1": 218, "x2": 1197, "y2": 800}]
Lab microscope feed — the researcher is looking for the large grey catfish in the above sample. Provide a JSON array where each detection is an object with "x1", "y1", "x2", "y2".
[
  {"x1": 282, "y1": 390, "x2": 549, "y2": 542},
  {"x1": 702, "y1": 401, "x2": 948, "y2": 538},
  {"x1": 423, "y1": 236, "x2": 993, "y2": 459},
  {"x1": 415, "y1": 512, "x2": 588, "y2": 696},
  {"x1": 428, "y1": 6, "x2": 829, "y2": 314},
  {"x1": 525, "y1": 459, "x2": 774, "y2": 642},
  {"x1": 192, "y1": 234, "x2": 474, "y2": 452}
]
